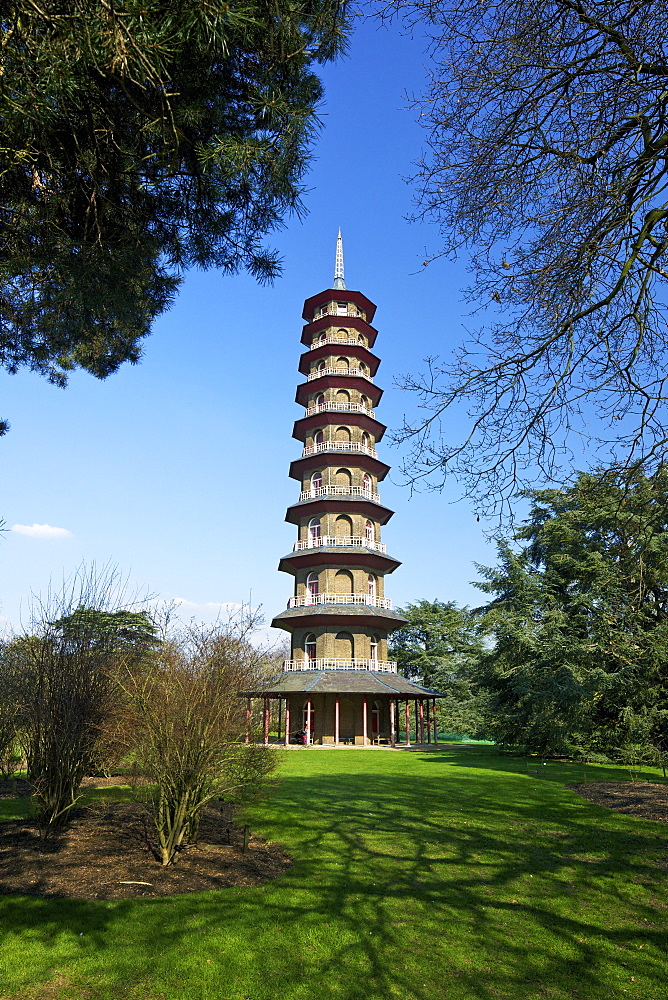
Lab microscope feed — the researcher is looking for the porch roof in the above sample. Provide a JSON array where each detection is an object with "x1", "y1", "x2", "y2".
[{"x1": 240, "y1": 670, "x2": 445, "y2": 698}]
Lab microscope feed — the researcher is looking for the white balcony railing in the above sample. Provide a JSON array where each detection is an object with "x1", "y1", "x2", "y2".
[
  {"x1": 304, "y1": 401, "x2": 375, "y2": 418},
  {"x1": 313, "y1": 306, "x2": 362, "y2": 320},
  {"x1": 302, "y1": 441, "x2": 378, "y2": 459},
  {"x1": 309, "y1": 336, "x2": 366, "y2": 350},
  {"x1": 299, "y1": 485, "x2": 382, "y2": 503},
  {"x1": 293, "y1": 536, "x2": 387, "y2": 553},
  {"x1": 288, "y1": 593, "x2": 393, "y2": 610},
  {"x1": 283, "y1": 658, "x2": 397, "y2": 673},
  {"x1": 307, "y1": 367, "x2": 374, "y2": 383}
]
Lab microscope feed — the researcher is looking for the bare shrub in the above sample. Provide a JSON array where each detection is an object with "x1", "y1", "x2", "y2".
[{"x1": 117, "y1": 616, "x2": 277, "y2": 866}]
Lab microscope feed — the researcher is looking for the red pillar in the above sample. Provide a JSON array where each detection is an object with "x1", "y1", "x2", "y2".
[
  {"x1": 414, "y1": 698, "x2": 419, "y2": 742},
  {"x1": 245, "y1": 698, "x2": 251, "y2": 743},
  {"x1": 426, "y1": 698, "x2": 431, "y2": 744},
  {"x1": 263, "y1": 697, "x2": 270, "y2": 746},
  {"x1": 284, "y1": 697, "x2": 290, "y2": 746},
  {"x1": 362, "y1": 695, "x2": 368, "y2": 745},
  {"x1": 405, "y1": 699, "x2": 411, "y2": 746},
  {"x1": 306, "y1": 698, "x2": 312, "y2": 745},
  {"x1": 277, "y1": 698, "x2": 282, "y2": 743},
  {"x1": 419, "y1": 699, "x2": 425, "y2": 744},
  {"x1": 433, "y1": 698, "x2": 439, "y2": 746},
  {"x1": 335, "y1": 695, "x2": 340, "y2": 746},
  {"x1": 390, "y1": 699, "x2": 396, "y2": 746}
]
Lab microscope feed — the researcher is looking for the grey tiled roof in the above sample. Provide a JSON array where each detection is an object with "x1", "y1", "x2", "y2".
[{"x1": 240, "y1": 670, "x2": 444, "y2": 697}]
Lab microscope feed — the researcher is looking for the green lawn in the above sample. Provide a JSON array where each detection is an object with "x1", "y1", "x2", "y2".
[{"x1": 1, "y1": 747, "x2": 667, "y2": 1000}]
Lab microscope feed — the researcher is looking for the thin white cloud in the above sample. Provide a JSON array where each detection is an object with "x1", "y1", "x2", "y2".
[{"x1": 11, "y1": 523, "x2": 72, "y2": 539}]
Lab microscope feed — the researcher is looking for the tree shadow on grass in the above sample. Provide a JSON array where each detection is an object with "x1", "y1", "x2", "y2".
[{"x1": 1, "y1": 753, "x2": 667, "y2": 1000}]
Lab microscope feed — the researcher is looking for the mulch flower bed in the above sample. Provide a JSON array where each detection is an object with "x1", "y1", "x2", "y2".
[
  {"x1": 0, "y1": 778, "x2": 291, "y2": 900},
  {"x1": 568, "y1": 780, "x2": 668, "y2": 823}
]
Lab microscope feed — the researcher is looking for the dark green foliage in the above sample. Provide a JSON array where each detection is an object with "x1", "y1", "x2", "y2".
[
  {"x1": 477, "y1": 467, "x2": 668, "y2": 754},
  {"x1": 0, "y1": 0, "x2": 349, "y2": 386},
  {"x1": 390, "y1": 599, "x2": 489, "y2": 735}
]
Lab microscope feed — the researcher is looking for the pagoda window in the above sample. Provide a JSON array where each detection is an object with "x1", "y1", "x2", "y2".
[
  {"x1": 363, "y1": 473, "x2": 372, "y2": 492},
  {"x1": 359, "y1": 361, "x2": 368, "y2": 375},
  {"x1": 337, "y1": 301, "x2": 347, "y2": 315},
  {"x1": 367, "y1": 574, "x2": 377, "y2": 597},
  {"x1": 337, "y1": 328, "x2": 348, "y2": 339},
  {"x1": 335, "y1": 514, "x2": 353, "y2": 537},
  {"x1": 336, "y1": 389, "x2": 350, "y2": 403},
  {"x1": 335, "y1": 631, "x2": 354, "y2": 658},
  {"x1": 335, "y1": 569, "x2": 354, "y2": 594},
  {"x1": 305, "y1": 634, "x2": 317, "y2": 663},
  {"x1": 361, "y1": 431, "x2": 370, "y2": 449},
  {"x1": 361, "y1": 394, "x2": 370, "y2": 409},
  {"x1": 370, "y1": 636, "x2": 379, "y2": 661},
  {"x1": 306, "y1": 572, "x2": 319, "y2": 598},
  {"x1": 365, "y1": 519, "x2": 374, "y2": 543},
  {"x1": 335, "y1": 426, "x2": 351, "y2": 443},
  {"x1": 336, "y1": 468, "x2": 351, "y2": 487},
  {"x1": 314, "y1": 430, "x2": 324, "y2": 446},
  {"x1": 310, "y1": 472, "x2": 322, "y2": 494},
  {"x1": 314, "y1": 393, "x2": 325, "y2": 409},
  {"x1": 336, "y1": 357, "x2": 350, "y2": 372},
  {"x1": 308, "y1": 518, "x2": 321, "y2": 543}
]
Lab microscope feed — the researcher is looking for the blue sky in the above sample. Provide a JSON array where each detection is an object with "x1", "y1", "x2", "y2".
[{"x1": 1, "y1": 17, "x2": 503, "y2": 639}]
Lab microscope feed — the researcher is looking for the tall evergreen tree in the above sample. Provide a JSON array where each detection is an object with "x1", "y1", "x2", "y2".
[{"x1": 477, "y1": 468, "x2": 668, "y2": 754}]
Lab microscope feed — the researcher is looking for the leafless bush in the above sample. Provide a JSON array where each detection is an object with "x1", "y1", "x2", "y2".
[
  {"x1": 116, "y1": 616, "x2": 277, "y2": 866},
  {"x1": 19, "y1": 565, "x2": 155, "y2": 837}
]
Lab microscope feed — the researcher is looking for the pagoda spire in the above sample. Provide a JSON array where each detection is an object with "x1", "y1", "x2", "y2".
[{"x1": 333, "y1": 228, "x2": 346, "y2": 290}]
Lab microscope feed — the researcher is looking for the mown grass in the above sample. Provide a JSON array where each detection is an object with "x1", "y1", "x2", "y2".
[{"x1": 1, "y1": 747, "x2": 667, "y2": 1000}]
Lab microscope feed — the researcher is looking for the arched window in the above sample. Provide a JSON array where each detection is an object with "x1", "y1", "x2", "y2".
[
  {"x1": 370, "y1": 636, "x2": 379, "y2": 661},
  {"x1": 337, "y1": 328, "x2": 348, "y2": 339},
  {"x1": 336, "y1": 356, "x2": 350, "y2": 371},
  {"x1": 358, "y1": 334, "x2": 364, "y2": 345},
  {"x1": 317, "y1": 360, "x2": 326, "y2": 372},
  {"x1": 314, "y1": 393, "x2": 325, "y2": 409},
  {"x1": 335, "y1": 569, "x2": 354, "y2": 595},
  {"x1": 361, "y1": 431, "x2": 370, "y2": 451},
  {"x1": 308, "y1": 518, "x2": 321, "y2": 544},
  {"x1": 336, "y1": 389, "x2": 350, "y2": 404},
  {"x1": 367, "y1": 574, "x2": 377, "y2": 598},
  {"x1": 314, "y1": 430, "x2": 324, "y2": 447},
  {"x1": 335, "y1": 631, "x2": 354, "y2": 659},
  {"x1": 336, "y1": 468, "x2": 352, "y2": 487},
  {"x1": 359, "y1": 361, "x2": 368, "y2": 375},
  {"x1": 305, "y1": 634, "x2": 317, "y2": 663},
  {"x1": 310, "y1": 472, "x2": 322, "y2": 494},
  {"x1": 306, "y1": 572, "x2": 319, "y2": 600},
  {"x1": 335, "y1": 514, "x2": 353, "y2": 538},
  {"x1": 365, "y1": 519, "x2": 374, "y2": 544},
  {"x1": 360, "y1": 394, "x2": 370, "y2": 410},
  {"x1": 363, "y1": 473, "x2": 372, "y2": 493},
  {"x1": 335, "y1": 426, "x2": 351, "y2": 443}
]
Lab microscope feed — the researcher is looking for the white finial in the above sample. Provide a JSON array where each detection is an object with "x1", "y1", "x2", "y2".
[{"x1": 333, "y1": 228, "x2": 346, "y2": 290}]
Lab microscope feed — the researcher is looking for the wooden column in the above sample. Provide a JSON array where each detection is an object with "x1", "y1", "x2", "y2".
[
  {"x1": 426, "y1": 698, "x2": 431, "y2": 744},
  {"x1": 335, "y1": 695, "x2": 340, "y2": 746},
  {"x1": 245, "y1": 698, "x2": 251, "y2": 743},
  {"x1": 284, "y1": 697, "x2": 290, "y2": 747},
  {"x1": 277, "y1": 698, "x2": 282, "y2": 743},
  {"x1": 389, "y1": 699, "x2": 396, "y2": 746},
  {"x1": 433, "y1": 698, "x2": 439, "y2": 746},
  {"x1": 414, "y1": 698, "x2": 419, "y2": 742},
  {"x1": 362, "y1": 695, "x2": 368, "y2": 745},
  {"x1": 405, "y1": 699, "x2": 411, "y2": 746},
  {"x1": 263, "y1": 697, "x2": 270, "y2": 746},
  {"x1": 419, "y1": 699, "x2": 425, "y2": 744},
  {"x1": 305, "y1": 698, "x2": 312, "y2": 745}
]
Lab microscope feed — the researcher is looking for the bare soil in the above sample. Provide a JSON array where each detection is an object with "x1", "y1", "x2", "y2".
[
  {"x1": 0, "y1": 778, "x2": 291, "y2": 900},
  {"x1": 568, "y1": 780, "x2": 668, "y2": 823}
]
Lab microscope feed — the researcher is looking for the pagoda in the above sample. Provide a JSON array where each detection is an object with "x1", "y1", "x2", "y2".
[{"x1": 243, "y1": 233, "x2": 444, "y2": 746}]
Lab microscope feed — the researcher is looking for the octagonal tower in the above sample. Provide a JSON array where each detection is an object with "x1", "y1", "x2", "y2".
[{"x1": 271, "y1": 231, "x2": 407, "y2": 670}]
